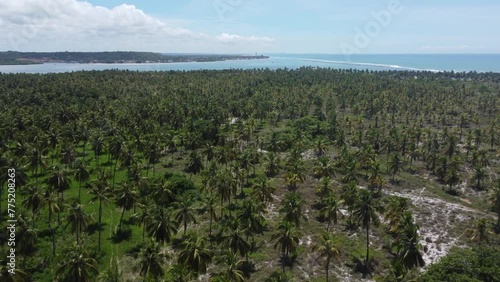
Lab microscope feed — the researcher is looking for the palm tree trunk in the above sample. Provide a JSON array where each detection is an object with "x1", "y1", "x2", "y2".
[
  {"x1": 98, "y1": 198, "x2": 102, "y2": 251},
  {"x1": 365, "y1": 225, "x2": 370, "y2": 276},
  {"x1": 0, "y1": 183, "x2": 3, "y2": 220},
  {"x1": 282, "y1": 249, "x2": 286, "y2": 273},
  {"x1": 209, "y1": 213, "x2": 213, "y2": 238},
  {"x1": 119, "y1": 206, "x2": 126, "y2": 230},
  {"x1": 326, "y1": 257, "x2": 330, "y2": 282},
  {"x1": 78, "y1": 179, "x2": 82, "y2": 202},
  {"x1": 112, "y1": 159, "x2": 118, "y2": 189},
  {"x1": 49, "y1": 211, "x2": 56, "y2": 257}
]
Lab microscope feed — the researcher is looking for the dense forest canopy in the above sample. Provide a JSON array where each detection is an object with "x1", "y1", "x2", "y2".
[{"x1": 0, "y1": 68, "x2": 499, "y2": 281}]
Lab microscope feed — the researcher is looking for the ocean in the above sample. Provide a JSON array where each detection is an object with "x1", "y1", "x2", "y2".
[{"x1": 1, "y1": 54, "x2": 499, "y2": 74}]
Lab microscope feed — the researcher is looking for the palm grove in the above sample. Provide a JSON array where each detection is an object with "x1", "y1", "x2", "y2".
[{"x1": 0, "y1": 68, "x2": 499, "y2": 281}]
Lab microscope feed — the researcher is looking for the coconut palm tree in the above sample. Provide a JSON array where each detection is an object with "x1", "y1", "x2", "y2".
[
  {"x1": 316, "y1": 177, "x2": 333, "y2": 203},
  {"x1": 16, "y1": 214, "x2": 38, "y2": 269},
  {"x1": 488, "y1": 181, "x2": 500, "y2": 228},
  {"x1": 393, "y1": 213, "x2": 425, "y2": 270},
  {"x1": 311, "y1": 232, "x2": 340, "y2": 282},
  {"x1": 215, "y1": 250, "x2": 245, "y2": 282},
  {"x1": 42, "y1": 187, "x2": 60, "y2": 256},
  {"x1": 279, "y1": 192, "x2": 306, "y2": 227},
  {"x1": 139, "y1": 239, "x2": 167, "y2": 280},
  {"x1": 272, "y1": 220, "x2": 300, "y2": 272},
  {"x1": 97, "y1": 256, "x2": 123, "y2": 282},
  {"x1": 174, "y1": 196, "x2": 198, "y2": 235},
  {"x1": 388, "y1": 152, "x2": 404, "y2": 181},
  {"x1": 131, "y1": 197, "x2": 153, "y2": 242},
  {"x1": 65, "y1": 200, "x2": 93, "y2": 245},
  {"x1": 471, "y1": 166, "x2": 487, "y2": 190},
  {"x1": 199, "y1": 195, "x2": 218, "y2": 240},
  {"x1": 352, "y1": 189, "x2": 383, "y2": 276},
  {"x1": 114, "y1": 182, "x2": 139, "y2": 231},
  {"x1": 264, "y1": 152, "x2": 280, "y2": 177},
  {"x1": 313, "y1": 156, "x2": 335, "y2": 179},
  {"x1": 185, "y1": 150, "x2": 204, "y2": 178},
  {"x1": 74, "y1": 159, "x2": 90, "y2": 201},
  {"x1": 21, "y1": 185, "x2": 44, "y2": 220},
  {"x1": 384, "y1": 196, "x2": 409, "y2": 234},
  {"x1": 55, "y1": 244, "x2": 98, "y2": 282},
  {"x1": 178, "y1": 234, "x2": 213, "y2": 275},
  {"x1": 89, "y1": 172, "x2": 113, "y2": 251},
  {"x1": 46, "y1": 165, "x2": 71, "y2": 224},
  {"x1": 251, "y1": 176, "x2": 275, "y2": 204},
  {"x1": 320, "y1": 195, "x2": 344, "y2": 231},
  {"x1": 146, "y1": 206, "x2": 178, "y2": 244}
]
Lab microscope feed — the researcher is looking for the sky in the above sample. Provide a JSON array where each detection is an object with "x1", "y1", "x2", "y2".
[{"x1": 0, "y1": 0, "x2": 499, "y2": 54}]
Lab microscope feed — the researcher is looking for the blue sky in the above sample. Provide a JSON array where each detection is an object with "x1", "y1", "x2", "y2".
[{"x1": 1, "y1": 0, "x2": 499, "y2": 53}]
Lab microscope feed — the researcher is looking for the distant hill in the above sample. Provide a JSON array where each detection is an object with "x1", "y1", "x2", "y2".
[{"x1": 0, "y1": 51, "x2": 269, "y2": 65}]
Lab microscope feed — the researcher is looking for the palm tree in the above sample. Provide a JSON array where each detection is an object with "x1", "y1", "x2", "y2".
[
  {"x1": 445, "y1": 166, "x2": 461, "y2": 194},
  {"x1": 55, "y1": 244, "x2": 99, "y2": 282},
  {"x1": 264, "y1": 152, "x2": 280, "y2": 177},
  {"x1": 185, "y1": 150, "x2": 204, "y2": 178},
  {"x1": 320, "y1": 195, "x2": 344, "y2": 231},
  {"x1": 42, "y1": 187, "x2": 60, "y2": 256},
  {"x1": 16, "y1": 214, "x2": 38, "y2": 269},
  {"x1": 91, "y1": 134, "x2": 105, "y2": 167},
  {"x1": 467, "y1": 218, "x2": 491, "y2": 244},
  {"x1": 279, "y1": 192, "x2": 306, "y2": 227},
  {"x1": 251, "y1": 176, "x2": 275, "y2": 204},
  {"x1": 222, "y1": 225, "x2": 251, "y2": 259},
  {"x1": 393, "y1": 213, "x2": 425, "y2": 270},
  {"x1": 284, "y1": 172, "x2": 300, "y2": 191},
  {"x1": 178, "y1": 234, "x2": 213, "y2": 275},
  {"x1": 66, "y1": 200, "x2": 93, "y2": 245},
  {"x1": 97, "y1": 256, "x2": 123, "y2": 282},
  {"x1": 272, "y1": 220, "x2": 300, "y2": 272},
  {"x1": 384, "y1": 196, "x2": 409, "y2": 233},
  {"x1": 146, "y1": 206, "x2": 178, "y2": 244},
  {"x1": 340, "y1": 182, "x2": 359, "y2": 226},
  {"x1": 139, "y1": 239, "x2": 167, "y2": 280},
  {"x1": 144, "y1": 140, "x2": 161, "y2": 176},
  {"x1": 215, "y1": 251, "x2": 245, "y2": 282},
  {"x1": 199, "y1": 195, "x2": 218, "y2": 240},
  {"x1": 174, "y1": 196, "x2": 198, "y2": 235},
  {"x1": 114, "y1": 182, "x2": 139, "y2": 230},
  {"x1": 313, "y1": 156, "x2": 335, "y2": 179},
  {"x1": 74, "y1": 159, "x2": 90, "y2": 201},
  {"x1": 352, "y1": 189, "x2": 383, "y2": 276},
  {"x1": 89, "y1": 172, "x2": 113, "y2": 251},
  {"x1": 311, "y1": 232, "x2": 340, "y2": 282},
  {"x1": 21, "y1": 185, "x2": 44, "y2": 219},
  {"x1": 316, "y1": 177, "x2": 333, "y2": 203},
  {"x1": 388, "y1": 152, "x2": 404, "y2": 181},
  {"x1": 152, "y1": 178, "x2": 174, "y2": 205},
  {"x1": 471, "y1": 166, "x2": 486, "y2": 190},
  {"x1": 46, "y1": 165, "x2": 71, "y2": 224},
  {"x1": 314, "y1": 137, "x2": 328, "y2": 157},
  {"x1": 131, "y1": 197, "x2": 153, "y2": 242},
  {"x1": 488, "y1": 181, "x2": 500, "y2": 228}
]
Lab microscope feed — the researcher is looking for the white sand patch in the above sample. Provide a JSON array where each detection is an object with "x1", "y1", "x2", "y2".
[{"x1": 385, "y1": 187, "x2": 492, "y2": 268}]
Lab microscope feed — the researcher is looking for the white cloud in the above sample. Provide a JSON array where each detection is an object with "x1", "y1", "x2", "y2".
[
  {"x1": 216, "y1": 33, "x2": 274, "y2": 44},
  {"x1": 0, "y1": 0, "x2": 273, "y2": 52}
]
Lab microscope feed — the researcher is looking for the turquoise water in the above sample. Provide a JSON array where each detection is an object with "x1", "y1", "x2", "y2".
[{"x1": 1, "y1": 54, "x2": 499, "y2": 74}]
